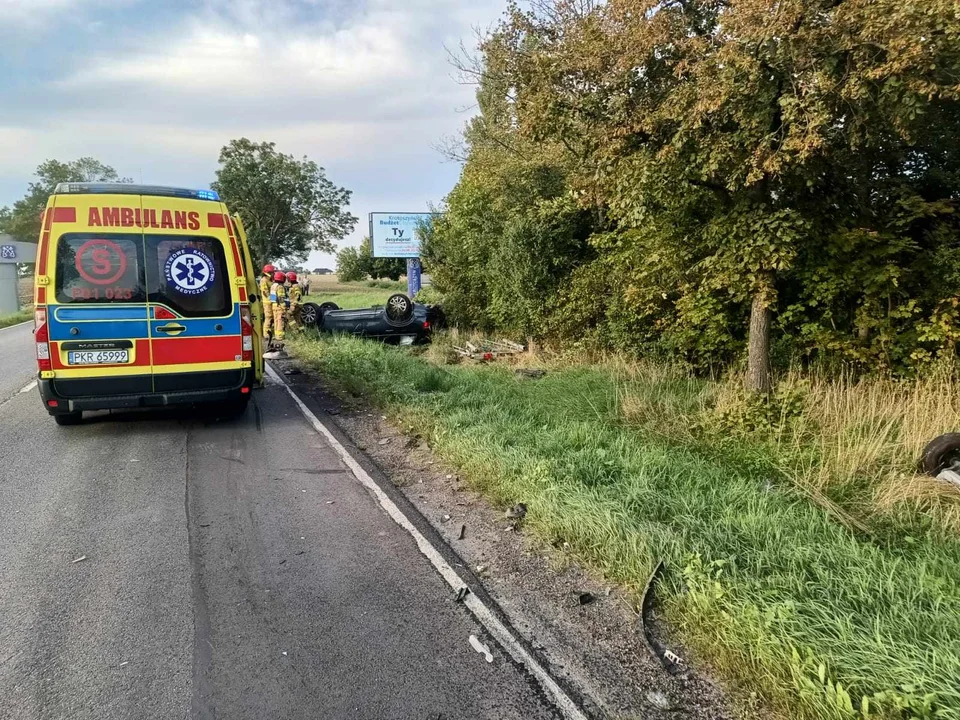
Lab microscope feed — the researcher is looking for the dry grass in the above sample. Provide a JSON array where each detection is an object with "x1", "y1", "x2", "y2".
[
  {"x1": 615, "y1": 362, "x2": 960, "y2": 534},
  {"x1": 774, "y1": 368, "x2": 960, "y2": 531}
]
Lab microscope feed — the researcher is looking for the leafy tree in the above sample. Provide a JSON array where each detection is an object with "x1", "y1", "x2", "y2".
[
  {"x1": 434, "y1": 0, "x2": 960, "y2": 384},
  {"x1": 423, "y1": 37, "x2": 594, "y2": 334},
  {"x1": 212, "y1": 139, "x2": 357, "y2": 269},
  {"x1": 336, "y1": 238, "x2": 405, "y2": 281},
  {"x1": 0, "y1": 158, "x2": 130, "y2": 242},
  {"x1": 336, "y1": 245, "x2": 364, "y2": 281}
]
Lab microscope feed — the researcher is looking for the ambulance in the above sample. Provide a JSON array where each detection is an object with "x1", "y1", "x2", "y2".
[{"x1": 32, "y1": 183, "x2": 265, "y2": 425}]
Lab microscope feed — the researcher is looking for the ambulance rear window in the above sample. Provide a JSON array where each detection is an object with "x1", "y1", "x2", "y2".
[
  {"x1": 54, "y1": 234, "x2": 146, "y2": 304},
  {"x1": 147, "y1": 235, "x2": 231, "y2": 318}
]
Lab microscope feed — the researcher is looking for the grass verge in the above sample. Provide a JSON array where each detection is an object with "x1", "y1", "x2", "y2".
[
  {"x1": 286, "y1": 332, "x2": 960, "y2": 720},
  {"x1": 0, "y1": 308, "x2": 32, "y2": 329}
]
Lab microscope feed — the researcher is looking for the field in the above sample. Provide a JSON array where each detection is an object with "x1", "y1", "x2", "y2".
[
  {"x1": 303, "y1": 274, "x2": 405, "y2": 309},
  {"x1": 286, "y1": 331, "x2": 960, "y2": 720}
]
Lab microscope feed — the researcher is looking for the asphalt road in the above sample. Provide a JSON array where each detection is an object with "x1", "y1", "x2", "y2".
[
  {"x1": 0, "y1": 321, "x2": 37, "y2": 402},
  {"x1": 0, "y1": 331, "x2": 562, "y2": 719}
]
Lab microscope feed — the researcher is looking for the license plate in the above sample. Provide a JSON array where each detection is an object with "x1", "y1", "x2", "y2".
[{"x1": 68, "y1": 350, "x2": 130, "y2": 365}]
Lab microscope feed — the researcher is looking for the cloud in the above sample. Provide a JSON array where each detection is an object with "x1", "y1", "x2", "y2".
[
  {"x1": 0, "y1": 0, "x2": 503, "y2": 259},
  {"x1": 0, "y1": 0, "x2": 129, "y2": 23}
]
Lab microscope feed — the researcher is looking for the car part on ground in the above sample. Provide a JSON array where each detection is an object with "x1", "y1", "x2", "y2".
[
  {"x1": 453, "y1": 339, "x2": 526, "y2": 361},
  {"x1": 300, "y1": 294, "x2": 439, "y2": 345},
  {"x1": 640, "y1": 559, "x2": 683, "y2": 675},
  {"x1": 920, "y1": 433, "x2": 960, "y2": 475},
  {"x1": 919, "y1": 433, "x2": 960, "y2": 491}
]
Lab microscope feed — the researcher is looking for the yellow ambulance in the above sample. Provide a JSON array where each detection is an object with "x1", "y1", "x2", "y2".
[{"x1": 32, "y1": 183, "x2": 264, "y2": 425}]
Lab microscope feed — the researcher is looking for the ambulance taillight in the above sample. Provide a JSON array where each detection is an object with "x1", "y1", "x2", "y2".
[
  {"x1": 35, "y1": 307, "x2": 51, "y2": 372},
  {"x1": 240, "y1": 304, "x2": 253, "y2": 362}
]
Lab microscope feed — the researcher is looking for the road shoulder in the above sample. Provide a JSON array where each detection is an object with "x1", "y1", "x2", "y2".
[{"x1": 270, "y1": 356, "x2": 738, "y2": 720}]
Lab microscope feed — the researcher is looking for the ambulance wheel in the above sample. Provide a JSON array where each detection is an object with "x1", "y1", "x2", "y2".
[{"x1": 54, "y1": 411, "x2": 83, "y2": 426}]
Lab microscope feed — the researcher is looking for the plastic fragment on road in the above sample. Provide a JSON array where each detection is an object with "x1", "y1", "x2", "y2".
[
  {"x1": 469, "y1": 635, "x2": 493, "y2": 663},
  {"x1": 72, "y1": 556, "x2": 87, "y2": 564},
  {"x1": 455, "y1": 587, "x2": 470, "y2": 603},
  {"x1": 646, "y1": 690, "x2": 674, "y2": 711},
  {"x1": 458, "y1": 524, "x2": 466, "y2": 540}
]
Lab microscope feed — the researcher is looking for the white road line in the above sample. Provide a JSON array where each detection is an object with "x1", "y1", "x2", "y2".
[
  {"x1": 0, "y1": 320, "x2": 31, "y2": 332},
  {"x1": 265, "y1": 363, "x2": 589, "y2": 720},
  {"x1": 0, "y1": 379, "x2": 38, "y2": 413}
]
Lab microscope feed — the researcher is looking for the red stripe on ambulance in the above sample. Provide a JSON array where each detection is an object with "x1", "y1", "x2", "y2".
[
  {"x1": 51, "y1": 207, "x2": 77, "y2": 223},
  {"x1": 152, "y1": 336, "x2": 240, "y2": 365}
]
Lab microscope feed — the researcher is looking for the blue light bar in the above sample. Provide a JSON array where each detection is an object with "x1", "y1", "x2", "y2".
[{"x1": 54, "y1": 183, "x2": 220, "y2": 202}]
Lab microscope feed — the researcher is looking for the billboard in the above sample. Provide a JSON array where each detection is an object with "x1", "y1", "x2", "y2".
[{"x1": 369, "y1": 212, "x2": 432, "y2": 258}]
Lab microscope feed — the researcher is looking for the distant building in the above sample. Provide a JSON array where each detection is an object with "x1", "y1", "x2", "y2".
[{"x1": 312, "y1": 268, "x2": 333, "y2": 275}]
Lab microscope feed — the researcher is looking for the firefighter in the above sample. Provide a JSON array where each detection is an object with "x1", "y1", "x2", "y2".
[
  {"x1": 259, "y1": 264, "x2": 275, "y2": 341},
  {"x1": 270, "y1": 271, "x2": 287, "y2": 343},
  {"x1": 286, "y1": 271, "x2": 302, "y2": 331}
]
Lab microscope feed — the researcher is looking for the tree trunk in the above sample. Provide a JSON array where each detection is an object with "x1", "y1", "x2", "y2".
[{"x1": 746, "y1": 284, "x2": 773, "y2": 395}]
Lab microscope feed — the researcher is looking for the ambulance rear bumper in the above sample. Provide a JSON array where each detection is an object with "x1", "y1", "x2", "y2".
[{"x1": 39, "y1": 369, "x2": 255, "y2": 415}]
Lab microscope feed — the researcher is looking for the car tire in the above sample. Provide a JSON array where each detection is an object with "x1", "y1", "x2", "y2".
[
  {"x1": 301, "y1": 302, "x2": 321, "y2": 327},
  {"x1": 54, "y1": 411, "x2": 83, "y2": 426},
  {"x1": 385, "y1": 294, "x2": 414, "y2": 324},
  {"x1": 920, "y1": 433, "x2": 960, "y2": 475}
]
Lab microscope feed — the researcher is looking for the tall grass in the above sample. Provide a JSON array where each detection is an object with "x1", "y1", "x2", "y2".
[{"x1": 287, "y1": 334, "x2": 960, "y2": 720}]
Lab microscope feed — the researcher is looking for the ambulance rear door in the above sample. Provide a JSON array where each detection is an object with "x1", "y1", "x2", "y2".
[
  {"x1": 141, "y1": 196, "x2": 249, "y2": 392},
  {"x1": 44, "y1": 193, "x2": 154, "y2": 397}
]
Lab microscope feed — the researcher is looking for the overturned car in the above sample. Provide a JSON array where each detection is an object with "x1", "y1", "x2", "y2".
[{"x1": 300, "y1": 293, "x2": 444, "y2": 345}]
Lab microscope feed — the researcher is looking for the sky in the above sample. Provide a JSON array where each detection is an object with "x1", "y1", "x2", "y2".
[{"x1": 0, "y1": 0, "x2": 503, "y2": 269}]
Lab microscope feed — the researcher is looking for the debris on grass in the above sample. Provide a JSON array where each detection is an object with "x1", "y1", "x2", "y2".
[
  {"x1": 516, "y1": 368, "x2": 547, "y2": 379},
  {"x1": 505, "y1": 503, "x2": 527, "y2": 520},
  {"x1": 641, "y1": 560, "x2": 682, "y2": 675},
  {"x1": 453, "y1": 339, "x2": 525, "y2": 362}
]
